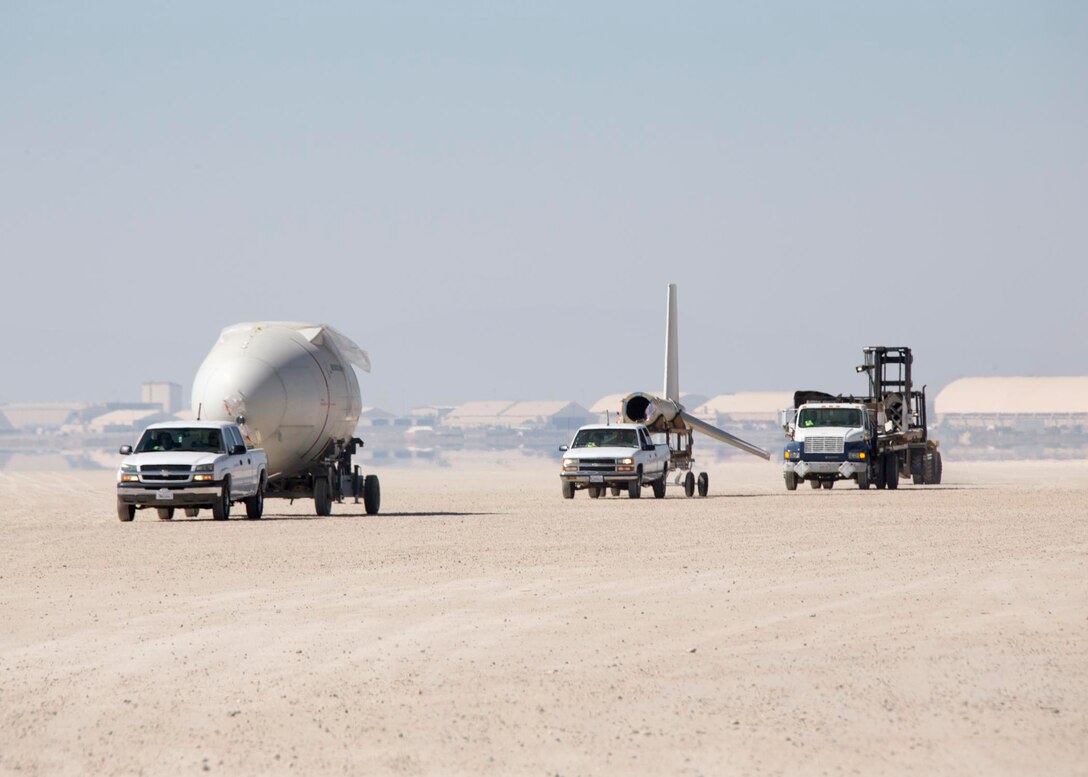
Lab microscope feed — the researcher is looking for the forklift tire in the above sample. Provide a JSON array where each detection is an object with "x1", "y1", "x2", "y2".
[
  {"x1": 885, "y1": 453, "x2": 900, "y2": 490},
  {"x1": 784, "y1": 470, "x2": 798, "y2": 491},
  {"x1": 933, "y1": 450, "x2": 943, "y2": 484}
]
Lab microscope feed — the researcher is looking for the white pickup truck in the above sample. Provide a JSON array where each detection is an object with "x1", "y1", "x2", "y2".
[
  {"x1": 559, "y1": 424, "x2": 669, "y2": 499},
  {"x1": 116, "y1": 421, "x2": 268, "y2": 522}
]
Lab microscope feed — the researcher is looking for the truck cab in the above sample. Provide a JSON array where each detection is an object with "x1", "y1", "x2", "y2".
[
  {"x1": 559, "y1": 423, "x2": 669, "y2": 499},
  {"x1": 782, "y1": 402, "x2": 874, "y2": 490},
  {"x1": 116, "y1": 421, "x2": 268, "y2": 522}
]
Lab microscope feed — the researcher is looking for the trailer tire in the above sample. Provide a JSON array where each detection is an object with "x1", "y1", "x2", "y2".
[
  {"x1": 588, "y1": 486, "x2": 601, "y2": 499},
  {"x1": 184, "y1": 507, "x2": 200, "y2": 517},
  {"x1": 610, "y1": 486, "x2": 621, "y2": 497},
  {"x1": 784, "y1": 470, "x2": 798, "y2": 491},
  {"x1": 697, "y1": 472, "x2": 709, "y2": 497},
  {"x1": 885, "y1": 453, "x2": 899, "y2": 490},
  {"x1": 314, "y1": 477, "x2": 333, "y2": 516},
  {"x1": 822, "y1": 480, "x2": 833, "y2": 490},
  {"x1": 156, "y1": 507, "x2": 174, "y2": 520},
  {"x1": 810, "y1": 479, "x2": 821, "y2": 489},
  {"x1": 363, "y1": 474, "x2": 381, "y2": 515},
  {"x1": 561, "y1": 481, "x2": 575, "y2": 499},
  {"x1": 683, "y1": 471, "x2": 695, "y2": 498}
]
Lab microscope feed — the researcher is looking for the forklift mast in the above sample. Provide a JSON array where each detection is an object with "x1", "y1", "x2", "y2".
[{"x1": 861, "y1": 346, "x2": 928, "y2": 437}]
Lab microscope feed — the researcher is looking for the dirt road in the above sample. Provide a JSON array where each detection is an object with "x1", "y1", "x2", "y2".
[{"x1": 1, "y1": 459, "x2": 1085, "y2": 775}]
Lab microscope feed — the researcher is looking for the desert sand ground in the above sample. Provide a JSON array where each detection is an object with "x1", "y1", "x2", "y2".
[{"x1": 1, "y1": 457, "x2": 1085, "y2": 776}]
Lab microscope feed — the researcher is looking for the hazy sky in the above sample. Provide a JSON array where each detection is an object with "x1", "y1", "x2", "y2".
[{"x1": 3, "y1": 2, "x2": 1086, "y2": 412}]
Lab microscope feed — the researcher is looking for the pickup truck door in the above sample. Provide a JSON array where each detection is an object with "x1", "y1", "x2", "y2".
[
  {"x1": 639, "y1": 429, "x2": 665, "y2": 476},
  {"x1": 226, "y1": 426, "x2": 256, "y2": 495}
]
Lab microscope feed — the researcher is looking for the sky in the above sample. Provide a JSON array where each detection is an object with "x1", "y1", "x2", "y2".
[{"x1": 2, "y1": 1, "x2": 1086, "y2": 413}]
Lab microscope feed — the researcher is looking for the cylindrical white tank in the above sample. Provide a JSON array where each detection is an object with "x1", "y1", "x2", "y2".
[{"x1": 191, "y1": 322, "x2": 370, "y2": 477}]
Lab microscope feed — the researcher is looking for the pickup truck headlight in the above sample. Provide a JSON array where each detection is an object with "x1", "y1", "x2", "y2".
[
  {"x1": 120, "y1": 473, "x2": 140, "y2": 482},
  {"x1": 193, "y1": 464, "x2": 214, "y2": 472},
  {"x1": 617, "y1": 458, "x2": 634, "y2": 465},
  {"x1": 562, "y1": 458, "x2": 578, "y2": 471},
  {"x1": 121, "y1": 463, "x2": 137, "y2": 472}
]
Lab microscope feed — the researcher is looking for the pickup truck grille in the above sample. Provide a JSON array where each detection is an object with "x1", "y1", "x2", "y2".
[
  {"x1": 139, "y1": 464, "x2": 193, "y2": 482},
  {"x1": 576, "y1": 459, "x2": 617, "y2": 471},
  {"x1": 805, "y1": 436, "x2": 845, "y2": 454}
]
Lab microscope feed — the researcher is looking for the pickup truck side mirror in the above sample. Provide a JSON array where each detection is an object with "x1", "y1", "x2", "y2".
[
  {"x1": 230, "y1": 444, "x2": 246, "y2": 455},
  {"x1": 558, "y1": 445, "x2": 568, "y2": 452},
  {"x1": 119, "y1": 445, "x2": 132, "y2": 455}
]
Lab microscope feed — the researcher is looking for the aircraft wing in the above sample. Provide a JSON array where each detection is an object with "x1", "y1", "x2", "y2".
[{"x1": 680, "y1": 411, "x2": 771, "y2": 460}]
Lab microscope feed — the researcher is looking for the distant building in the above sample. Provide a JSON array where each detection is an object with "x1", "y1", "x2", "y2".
[
  {"x1": 0, "y1": 402, "x2": 86, "y2": 431},
  {"x1": 692, "y1": 392, "x2": 794, "y2": 429},
  {"x1": 142, "y1": 381, "x2": 183, "y2": 414},
  {"x1": 442, "y1": 400, "x2": 594, "y2": 430},
  {"x1": 357, "y1": 406, "x2": 397, "y2": 427}
]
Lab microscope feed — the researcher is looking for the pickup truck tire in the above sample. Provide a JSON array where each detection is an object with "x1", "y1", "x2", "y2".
[
  {"x1": 610, "y1": 486, "x2": 621, "y2": 497},
  {"x1": 117, "y1": 499, "x2": 135, "y2": 522},
  {"x1": 184, "y1": 507, "x2": 200, "y2": 517},
  {"x1": 245, "y1": 476, "x2": 265, "y2": 520},
  {"x1": 885, "y1": 453, "x2": 900, "y2": 490},
  {"x1": 784, "y1": 470, "x2": 798, "y2": 491},
  {"x1": 212, "y1": 479, "x2": 231, "y2": 520},
  {"x1": 561, "y1": 481, "x2": 575, "y2": 499},
  {"x1": 697, "y1": 472, "x2": 709, "y2": 497},
  {"x1": 627, "y1": 477, "x2": 641, "y2": 499},
  {"x1": 652, "y1": 477, "x2": 666, "y2": 499},
  {"x1": 314, "y1": 477, "x2": 333, "y2": 516},
  {"x1": 156, "y1": 507, "x2": 174, "y2": 520},
  {"x1": 588, "y1": 486, "x2": 602, "y2": 498},
  {"x1": 363, "y1": 474, "x2": 381, "y2": 515},
  {"x1": 683, "y1": 471, "x2": 695, "y2": 498}
]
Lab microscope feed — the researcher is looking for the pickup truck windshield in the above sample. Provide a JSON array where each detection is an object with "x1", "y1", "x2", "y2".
[
  {"x1": 135, "y1": 427, "x2": 227, "y2": 453},
  {"x1": 572, "y1": 428, "x2": 638, "y2": 448},
  {"x1": 798, "y1": 408, "x2": 864, "y2": 429}
]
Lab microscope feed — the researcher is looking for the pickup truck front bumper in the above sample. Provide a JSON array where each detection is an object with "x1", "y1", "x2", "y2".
[
  {"x1": 560, "y1": 471, "x2": 639, "y2": 486},
  {"x1": 117, "y1": 481, "x2": 224, "y2": 507}
]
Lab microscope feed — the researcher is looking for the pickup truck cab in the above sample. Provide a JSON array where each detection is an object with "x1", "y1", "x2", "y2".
[
  {"x1": 116, "y1": 421, "x2": 268, "y2": 521},
  {"x1": 559, "y1": 423, "x2": 668, "y2": 499}
]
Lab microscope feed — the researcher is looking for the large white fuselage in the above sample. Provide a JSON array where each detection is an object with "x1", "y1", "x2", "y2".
[{"x1": 191, "y1": 323, "x2": 364, "y2": 477}]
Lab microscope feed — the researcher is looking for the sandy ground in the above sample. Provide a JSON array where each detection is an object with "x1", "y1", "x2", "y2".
[{"x1": 1, "y1": 457, "x2": 1086, "y2": 776}]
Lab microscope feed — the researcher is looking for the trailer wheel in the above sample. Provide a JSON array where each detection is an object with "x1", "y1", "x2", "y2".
[
  {"x1": 314, "y1": 477, "x2": 333, "y2": 516},
  {"x1": 822, "y1": 480, "x2": 833, "y2": 490},
  {"x1": 809, "y1": 479, "x2": 821, "y2": 489},
  {"x1": 652, "y1": 477, "x2": 666, "y2": 499},
  {"x1": 784, "y1": 470, "x2": 798, "y2": 491},
  {"x1": 857, "y1": 468, "x2": 869, "y2": 489},
  {"x1": 885, "y1": 453, "x2": 900, "y2": 490},
  {"x1": 683, "y1": 471, "x2": 695, "y2": 497},
  {"x1": 156, "y1": 507, "x2": 174, "y2": 520},
  {"x1": 561, "y1": 481, "x2": 575, "y2": 499},
  {"x1": 117, "y1": 499, "x2": 135, "y2": 522},
  {"x1": 363, "y1": 474, "x2": 381, "y2": 515},
  {"x1": 588, "y1": 486, "x2": 601, "y2": 499},
  {"x1": 212, "y1": 479, "x2": 231, "y2": 520},
  {"x1": 610, "y1": 486, "x2": 621, "y2": 497},
  {"x1": 184, "y1": 507, "x2": 200, "y2": 517},
  {"x1": 697, "y1": 472, "x2": 709, "y2": 497}
]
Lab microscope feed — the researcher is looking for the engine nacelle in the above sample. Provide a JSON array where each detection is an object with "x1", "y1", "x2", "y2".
[{"x1": 622, "y1": 393, "x2": 682, "y2": 429}]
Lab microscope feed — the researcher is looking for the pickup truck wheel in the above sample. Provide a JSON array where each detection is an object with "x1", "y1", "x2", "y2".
[
  {"x1": 652, "y1": 477, "x2": 666, "y2": 499},
  {"x1": 683, "y1": 471, "x2": 695, "y2": 498},
  {"x1": 117, "y1": 499, "x2": 135, "y2": 522},
  {"x1": 784, "y1": 470, "x2": 798, "y2": 491},
  {"x1": 212, "y1": 479, "x2": 231, "y2": 520},
  {"x1": 809, "y1": 479, "x2": 821, "y2": 489},
  {"x1": 697, "y1": 472, "x2": 709, "y2": 497},
  {"x1": 561, "y1": 481, "x2": 575, "y2": 499},
  {"x1": 184, "y1": 507, "x2": 200, "y2": 517},
  {"x1": 245, "y1": 476, "x2": 265, "y2": 520},
  {"x1": 363, "y1": 474, "x2": 381, "y2": 515},
  {"x1": 610, "y1": 486, "x2": 621, "y2": 497},
  {"x1": 588, "y1": 486, "x2": 601, "y2": 498},
  {"x1": 885, "y1": 453, "x2": 900, "y2": 490},
  {"x1": 314, "y1": 477, "x2": 333, "y2": 516},
  {"x1": 627, "y1": 479, "x2": 641, "y2": 499},
  {"x1": 857, "y1": 468, "x2": 869, "y2": 489},
  {"x1": 156, "y1": 507, "x2": 175, "y2": 520}
]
